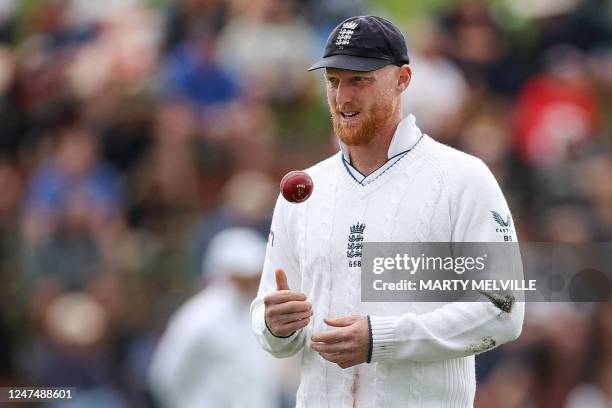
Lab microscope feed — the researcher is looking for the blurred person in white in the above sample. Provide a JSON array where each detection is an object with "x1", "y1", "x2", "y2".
[
  {"x1": 566, "y1": 360, "x2": 612, "y2": 408},
  {"x1": 148, "y1": 228, "x2": 282, "y2": 408},
  {"x1": 401, "y1": 17, "x2": 468, "y2": 142}
]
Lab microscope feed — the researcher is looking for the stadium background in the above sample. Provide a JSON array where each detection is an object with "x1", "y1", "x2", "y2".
[{"x1": 0, "y1": 0, "x2": 610, "y2": 406}]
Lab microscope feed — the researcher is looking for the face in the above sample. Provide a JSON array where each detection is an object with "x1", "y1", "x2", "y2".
[
  {"x1": 230, "y1": 274, "x2": 261, "y2": 300},
  {"x1": 325, "y1": 65, "x2": 407, "y2": 146}
]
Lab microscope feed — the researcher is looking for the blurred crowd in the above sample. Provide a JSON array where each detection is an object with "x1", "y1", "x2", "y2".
[{"x1": 0, "y1": 0, "x2": 610, "y2": 407}]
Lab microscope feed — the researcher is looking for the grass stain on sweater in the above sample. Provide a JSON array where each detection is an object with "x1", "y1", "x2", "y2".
[{"x1": 468, "y1": 336, "x2": 497, "y2": 354}]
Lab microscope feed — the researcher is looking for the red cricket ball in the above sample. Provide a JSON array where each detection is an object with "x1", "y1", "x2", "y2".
[{"x1": 280, "y1": 170, "x2": 313, "y2": 203}]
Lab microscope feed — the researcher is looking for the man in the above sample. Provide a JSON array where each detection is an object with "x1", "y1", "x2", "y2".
[
  {"x1": 251, "y1": 15, "x2": 524, "y2": 407},
  {"x1": 150, "y1": 228, "x2": 281, "y2": 408}
]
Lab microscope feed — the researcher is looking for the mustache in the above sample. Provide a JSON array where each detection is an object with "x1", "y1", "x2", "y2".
[{"x1": 333, "y1": 105, "x2": 360, "y2": 114}]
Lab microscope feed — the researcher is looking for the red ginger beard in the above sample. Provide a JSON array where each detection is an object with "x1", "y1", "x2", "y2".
[{"x1": 331, "y1": 90, "x2": 396, "y2": 147}]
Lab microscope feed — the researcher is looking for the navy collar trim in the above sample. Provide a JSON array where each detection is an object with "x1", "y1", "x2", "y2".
[{"x1": 340, "y1": 133, "x2": 424, "y2": 186}]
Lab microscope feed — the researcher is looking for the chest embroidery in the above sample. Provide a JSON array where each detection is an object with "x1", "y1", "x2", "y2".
[{"x1": 347, "y1": 222, "x2": 365, "y2": 267}]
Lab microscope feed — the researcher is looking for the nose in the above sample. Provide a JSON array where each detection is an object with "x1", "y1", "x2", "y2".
[{"x1": 335, "y1": 80, "x2": 353, "y2": 106}]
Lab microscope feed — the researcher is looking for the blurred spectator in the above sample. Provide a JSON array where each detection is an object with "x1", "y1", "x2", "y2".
[
  {"x1": 148, "y1": 228, "x2": 281, "y2": 408},
  {"x1": 514, "y1": 45, "x2": 601, "y2": 167},
  {"x1": 576, "y1": 156, "x2": 612, "y2": 238},
  {"x1": 161, "y1": 0, "x2": 228, "y2": 52},
  {"x1": 442, "y1": 0, "x2": 528, "y2": 91},
  {"x1": 190, "y1": 170, "x2": 276, "y2": 281},
  {"x1": 158, "y1": 31, "x2": 239, "y2": 110},
  {"x1": 0, "y1": 46, "x2": 20, "y2": 154},
  {"x1": 458, "y1": 114, "x2": 512, "y2": 177},
  {"x1": 540, "y1": 202, "x2": 599, "y2": 243},
  {"x1": 20, "y1": 291, "x2": 127, "y2": 407},
  {"x1": 23, "y1": 125, "x2": 124, "y2": 229},
  {"x1": 138, "y1": 100, "x2": 200, "y2": 209},
  {"x1": 402, "y1": 17, "x2": 468, "y2": 141},
  {"x1": 567, "y1": 303, "x2": 612, "y2": 407},
  {"x1": 475, "y1": 352, "x2": 534, "y2": 407},
  {"x1": 0, "y1": 158, "x2": 23, "y2": 232},
  {"x1": 21, "y1": 125, "x2": 124, "y2": 288},
  {"x1": 524, "y1": 304, "x2": 591, "y2": 408},
  {"x1": 0, "y1": 1, "x2": 16, "y2": 44},
  {"x1": 204, "y1": 97, "x2": 276, "y2": 170},
  {"x1": 217, "y1": 0, "x2": 318, "y2": 104},
  {"x1": 507, "y1": 0, "x2": 612, "y2": 53}
]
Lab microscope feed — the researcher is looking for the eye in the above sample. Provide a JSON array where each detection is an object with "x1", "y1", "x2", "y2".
[
  {"x1": 351, "y1": 76, "x2": 369, "y2": 85},
  {"x1": 326, "y1": 77, "x2": 339, "y2": 88}
]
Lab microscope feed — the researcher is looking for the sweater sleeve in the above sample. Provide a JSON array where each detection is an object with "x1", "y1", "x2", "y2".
[
  {"x1": 370, "y1": 157, "x2": 524, "y2": 363},
  {"x1": 250, "y1": 194, "x2": 306, "y2": 358}
]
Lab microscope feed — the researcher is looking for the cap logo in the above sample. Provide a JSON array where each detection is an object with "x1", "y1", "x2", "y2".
[{"x1": 335, "y1": 21, "x2": 358, "y2": 48}]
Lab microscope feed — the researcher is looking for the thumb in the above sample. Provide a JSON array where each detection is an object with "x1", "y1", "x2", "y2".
[
  {"x1": 324, "y1": 316, "x2": 356, "y2": 327},
  {"x1": 275, "y1": 268, "x2": 290, "y2": 291}
]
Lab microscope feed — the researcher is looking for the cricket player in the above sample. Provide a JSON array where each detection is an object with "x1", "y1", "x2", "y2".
[{"x1": 251, "y1": 15, "x2": 524, "y2": 407}]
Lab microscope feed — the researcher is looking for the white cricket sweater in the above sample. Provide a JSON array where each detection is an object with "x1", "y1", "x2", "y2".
[{"x1": 251, "y1": 115, "x2": 524, "y2": 407}]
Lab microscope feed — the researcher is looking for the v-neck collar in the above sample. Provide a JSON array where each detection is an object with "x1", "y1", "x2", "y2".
[{"x1": 339, "y1": 114, "x2": 423, "y2": 186}]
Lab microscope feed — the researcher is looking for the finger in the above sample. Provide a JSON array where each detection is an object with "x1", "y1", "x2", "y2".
[
  {"x1": 318, "y1": 351, "x2": 342, "y2": 364},
  {"x1": 311, "y1": 328, "x2": 348, "y2": 343},
  {"x1": 324, "y1": 316, "x2": 356, "y2": 327},
  {"x1": 338, "y1": 360, "x2": 358, "y2": 369},
  {"x1": 318, "y1": 351, "x2": 354, "y2": 366},
  {"x1": 311, "y1": 341, "x2": 348, "y2": 354},
  {"x1": 275, "y1": 268, "x2": 290, "y2": 291},
  {"x1": 271, "y1": 300, "x2": 312, "y2": 315},
  {"x1": 278, "y1": 310, "x2": 313, "y2": 324},
  {"x1": 264, "y1": 291, "x2": 307, "y2": 305},
  {"x1": 280, "y1": 318, "x2": 310, "y2": 333}
]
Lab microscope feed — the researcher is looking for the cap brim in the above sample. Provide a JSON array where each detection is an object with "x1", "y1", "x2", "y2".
[{"x1": 307, "y1": 54, "x2": 391, "y2": 72}]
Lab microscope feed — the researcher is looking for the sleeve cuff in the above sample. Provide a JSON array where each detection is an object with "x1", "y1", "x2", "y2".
[
  {"x1": 261, "y1": 318, "x2": 300, "y2": 345},
  {"x1": 369, "y1": 315, "x2": 399, "y2": 362},
  {"x1": 265, "y1": 318, "x2": 295, "y2": 339}
]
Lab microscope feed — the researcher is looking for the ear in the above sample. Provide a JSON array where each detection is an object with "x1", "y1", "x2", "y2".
[{"x1": 397, "y1": 65, "x2": 411, "y2": 92}]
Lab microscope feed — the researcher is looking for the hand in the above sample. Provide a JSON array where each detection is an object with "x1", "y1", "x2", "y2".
[
  {"x1": 311, "y1": 315, "x2": 370, "y2": 369},
  {"x1": 264, "y1": 269, "x2": 313, "y2": 337}
]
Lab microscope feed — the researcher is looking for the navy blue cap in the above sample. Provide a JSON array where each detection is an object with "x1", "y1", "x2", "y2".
[{"x1": 308, "y1": 15, "x2": 410, "y2": 72}]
